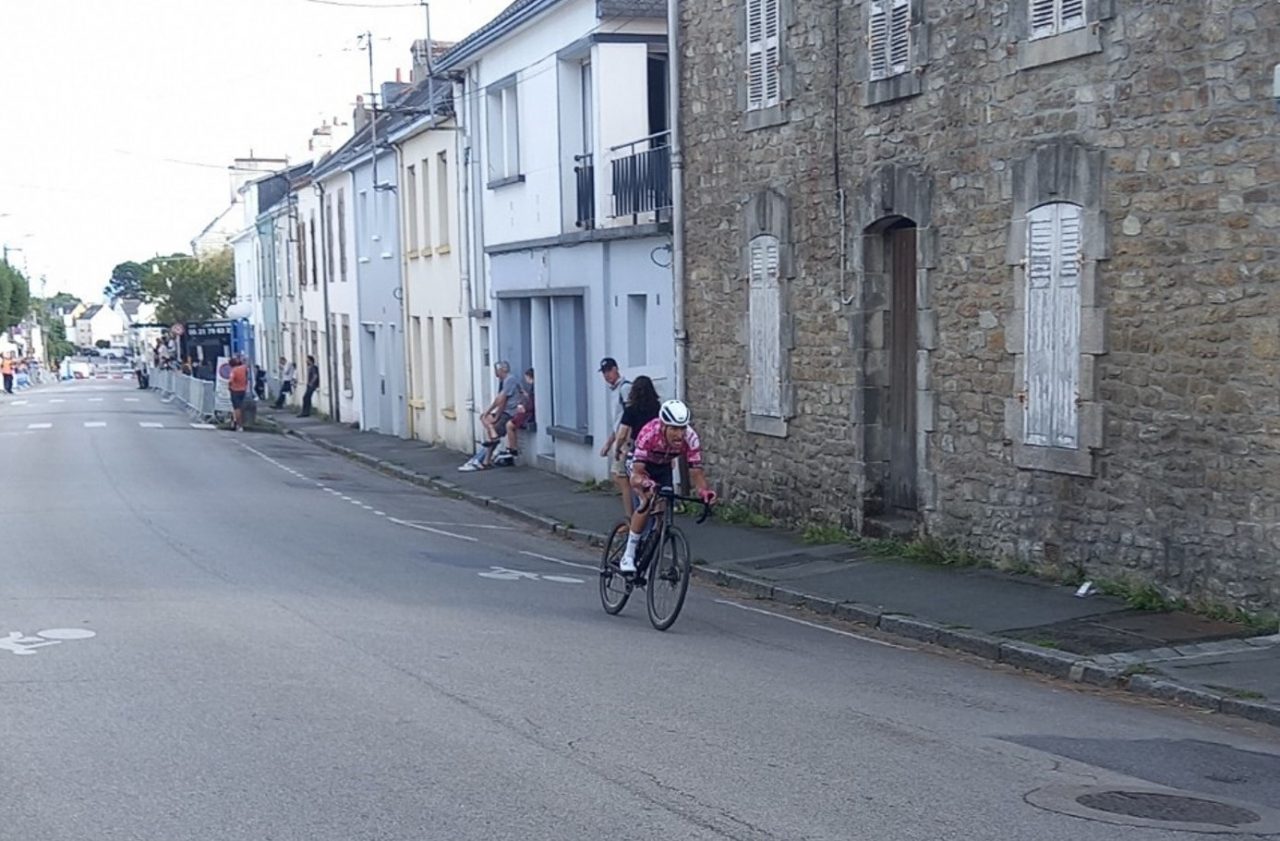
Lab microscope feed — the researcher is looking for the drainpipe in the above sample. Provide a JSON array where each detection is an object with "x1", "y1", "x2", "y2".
[
  {"x1": 458, "y1": 87, "x2": 478, "y2": 429},
  {"x1": 667, "y1": 0, "x2": 687, "y2": 402},
  {"x1": 396, "y1": 139, "x2": 415, "y2": 440}
]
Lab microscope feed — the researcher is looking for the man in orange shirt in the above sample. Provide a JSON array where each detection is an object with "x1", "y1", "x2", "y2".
[
  {"x1": 227, "y1": 355, "x2": 249, "y2": 431},
  {"x1": 1, "y1": 354, "x2": 13, "y2": 394}
]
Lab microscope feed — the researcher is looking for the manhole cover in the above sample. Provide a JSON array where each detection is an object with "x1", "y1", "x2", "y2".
[
  {"x1": 1026, "y1": 784, "x2": 1280, "y2": 835},
  {"x1": 1076, "y1": 791, "x2": 1259, "y2": 828}
]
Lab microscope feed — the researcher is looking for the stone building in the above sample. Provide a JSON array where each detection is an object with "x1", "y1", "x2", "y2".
[{"x1": 678, "y1": 0, "x2": 1279, "y2": 609}]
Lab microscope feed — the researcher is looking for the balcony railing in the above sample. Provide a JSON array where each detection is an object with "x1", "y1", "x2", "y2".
[
  {"x1": 609, "y1": 131, "x2": 672, "y2": 223},
  {"x1": 573, "y1": 153, "x2": 595, "y2": 229}
]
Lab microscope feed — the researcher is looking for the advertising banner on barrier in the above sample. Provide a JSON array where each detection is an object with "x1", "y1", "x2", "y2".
[{"x1": 214, "y1": 357, "x2": 232, "y2": 414}]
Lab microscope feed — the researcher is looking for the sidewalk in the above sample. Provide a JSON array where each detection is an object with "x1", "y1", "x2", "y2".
[{"x1": 260, "y1": 406, "x2": 1280, "y2": 728}]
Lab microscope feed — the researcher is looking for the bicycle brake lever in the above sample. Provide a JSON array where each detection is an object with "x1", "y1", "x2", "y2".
[{"x1": 696, "y1": 505, "x2": 713, "y2": 525}]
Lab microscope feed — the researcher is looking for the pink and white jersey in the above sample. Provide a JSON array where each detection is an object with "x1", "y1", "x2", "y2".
[{"x1": 631, "y1": 418, "x2": 703, "y2": 468}]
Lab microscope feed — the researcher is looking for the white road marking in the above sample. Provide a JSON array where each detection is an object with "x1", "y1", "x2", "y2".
[
  {"x1": 88, "y1": 398, "x2": 103, "y2": 402},
  {"x1": 414, "y1": 520, "x2": 518, "y2": 531},
  {"x1": 124, "y1": 398, "x2": 139, "y2": 402},
  {"x1": 190, "y1": 423, "x2": 216, "y2": 430},
  {"x1": 139, "y1": 422, "x2": 164, "y2": 428},
  {"x1": 37, "y1": 628, "x2": 96, "y2": 640},
  {"x1": 49, "y1": 399, "x2": 65, "y2": 403},
  {"x1": 388, "y1": 517, "x2": 477, "y2": 542},
  {"x1": 714, "y1": 600, "x2": 916, "y2": 650},
  {"x1": 478, "y1": 566, "x2": 541, "y2": 581},
  {"x1": 83, "y1": 421, "x2": 107, "y2": 428},
  {"x1": 519, "y1": 550, "x2": 597, "y2": 572},
  {"x1": 373, "y1": 510, "x2": 386, "y2": 516},
  {"x1": 11, "y1": 400, "x2": 27, "y2": 405},
  {"x1": 27, "y1": 422, "x2": 51, "y2": 430},
  {"x1": 542, "y1": 575, "x2": 585, "y2": 585}
]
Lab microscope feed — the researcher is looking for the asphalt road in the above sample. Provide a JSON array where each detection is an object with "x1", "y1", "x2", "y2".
[{"x1": 2, "y1": 381, "x2": 1278, "y2": 841}]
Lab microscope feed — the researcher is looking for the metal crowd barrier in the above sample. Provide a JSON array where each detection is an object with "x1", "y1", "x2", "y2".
[{"x1": 151, "y1": 369, "x2": 217, "y2": 420}]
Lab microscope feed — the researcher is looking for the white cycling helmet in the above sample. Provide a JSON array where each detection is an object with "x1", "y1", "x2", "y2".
[{"x1": 659, "y1": 399, "x2": 691, "y2": 427}]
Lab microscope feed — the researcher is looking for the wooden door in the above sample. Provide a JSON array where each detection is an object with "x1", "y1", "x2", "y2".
[{"x1": 887, "y1": 223, "x2": 918, "y2": 511}]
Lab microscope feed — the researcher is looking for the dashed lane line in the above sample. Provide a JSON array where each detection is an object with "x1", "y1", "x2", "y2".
[{"x1": 713, "y1": 600, "x2": 916, "y2": 650}]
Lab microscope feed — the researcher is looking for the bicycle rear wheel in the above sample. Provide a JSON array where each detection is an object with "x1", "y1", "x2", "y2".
[
  {"x1": 599, "y1": 522, "x2": 632, "y2": 615},
  {"x1": 646, "y1": 528, "x2": 691, "y2": 631}
]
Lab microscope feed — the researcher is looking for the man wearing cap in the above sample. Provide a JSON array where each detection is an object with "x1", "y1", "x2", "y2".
[{"x1": 598, "y1": 357, "x2": 633, "y2": 516}]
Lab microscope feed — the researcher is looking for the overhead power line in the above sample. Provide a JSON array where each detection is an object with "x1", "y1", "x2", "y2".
[{"x1": 299, "y1": 0, "x2": 421, "y2": 7}]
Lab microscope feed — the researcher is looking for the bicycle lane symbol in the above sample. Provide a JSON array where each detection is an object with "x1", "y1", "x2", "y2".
[
  {"x1": 0, "y1": 628, "x2": 97, "y2": 656},
  {"x1": 478, "y1": 567, "x2": 584, "y2": 585}
]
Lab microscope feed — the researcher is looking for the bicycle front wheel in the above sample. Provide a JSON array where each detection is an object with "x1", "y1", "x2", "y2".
[
  {"x1": 646, "y1": 527, "x2": 691, "y2": 631},
  {"x1": 599, "y1": 522, "x2": 632, "y2": 615}
]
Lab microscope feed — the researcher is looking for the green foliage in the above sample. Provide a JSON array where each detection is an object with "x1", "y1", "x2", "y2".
[
  {"x1": 48, "y1": 291, "x2": 81, "y2": 312},
  {"x1": 104, "y1": 261, "x2": 148, "y2": 302},
  {"x1": 45, "y1": 317, "x2": 75, "y2": 361},
  {"x1": 1203, "y1": 685, "x2": 1266, "y2": 701},
  {"x1": 140, "y1": 249, "x2": 234, "y2": 324},
  {"x1": 716, "y1": 502, "x2": 773, "y2": 528},
  {"x1": 802, "y1": 523, "x2": 858, "y2": 545},
  {"x1": 0, "y1": 259, "x2": 32, "y2": 332}
]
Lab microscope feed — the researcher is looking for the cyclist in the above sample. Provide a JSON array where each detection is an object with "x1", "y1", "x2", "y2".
[{"x1": 620, "y1": 399, "x2": 717, "y2": 573}]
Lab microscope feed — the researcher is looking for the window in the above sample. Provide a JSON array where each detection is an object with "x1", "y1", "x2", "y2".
[
  {"x1": 295, "y1": 221, "x2": 305, "y2": 296},
  {"x1": 436, "y1": 151, "x2": 450, "y2": 247},
  {"x1": 405, "y1": 165, "x2": 418, "y2": 253},
  {"x1": 627, "y1": 294, "x2": 648, "y2": 366},
  {"x1": 748, "y1": 235, "x2": 783, "y2": 417},
  {"x1": 325, "y1": 198, "x2": 335, "y2": 283},
  {"x1": 340, "y1": 314, "x2": 353, "y2": 391},
  {"x1": 869, "y1": 0, "x2": 910, "y2": 81},
  {"x1": 308, "y1": 214, "x2": 318, "y2": 288},
  {"x1": 442, "y1": 317, "x2": 456, "y2": 412},
  {"x1": 745, "y1": 0, "x2": 781, "y2": 111},
  {"x1": 486, "y1": 81, "x2": 520, "y2": 184},
  {"x1": 551, "y1": 296, "x2": 588, "y2": 433},
  {"x1": 337, "y1": 189, "x2": 347, "y2": 282},
  {"x1": 1030, "y1": 0, "x2": 1085, "y2": 40},
  {"x1": 1023, "y1": 202, "x2": 1082, "y2": 449},
  {"x1": 309, "y1": 320, "x2": 319, "y2": 363},
  {"x1": 357, "y1": 190, "x2": 369, "y2": 261},
  {"x1": 424, "y1": 316, "x2": 437, "y2": 409}
]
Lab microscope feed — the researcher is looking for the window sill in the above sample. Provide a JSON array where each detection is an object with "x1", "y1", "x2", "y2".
[
  {"x1": 547, "y1": 425, "x2": 592, "y2": 446},
  {"x1": 441, "y1": 407, "x2": 456, "y2": 421},
  {"x1": 744, "y1": 103, "x2": 788, "y2": 132},
  {"x1": 408, "y1": 251, "x2": 421, "y2": 261},
  {"x1": 1018, "y1": 25, "x2": 1101, "y2": 70},
  {"x1": 745, "y1": 413, "x2": 788, "y2": 438},
  {"x1": 487, "y1": 174, "x2": 526, "y2": 190},
  {"x1": 435, "y1": 244, "x2": 452, "y2": 256},
  {"x1": 863, "y1": 71, "x2": 923, "y2": 106},
  {"x1": 358, "y1": 257, "x2": 371, "y2": 265}
]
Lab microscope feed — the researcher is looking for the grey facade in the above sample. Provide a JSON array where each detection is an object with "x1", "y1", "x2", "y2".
[{"x1": 680, "y1": 0, "x2": 1279, "y2": 609}]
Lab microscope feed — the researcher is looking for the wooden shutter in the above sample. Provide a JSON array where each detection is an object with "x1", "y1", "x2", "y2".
[
  {"x1": 870, "y1": 0, "x2": 909, "y2": 80},
  {"x1": 1029, "y1": 0, "x2": 1058, "y2": 38},
  {"x1": 1060, "y1": 0, "x2": 1085, "y2": 31},
  {"x1": 1024, "y1": 203, "x2": 1082, "y2": 449},
  {"x1": 749, "y1": 235, "x2": 782, "y2": 417},
  {"x1": 868, "y1": 1, "x2": 889, "y2": 80},
  {"x1": 746, "y1": 0, "x2": 780, "y2": 110}
]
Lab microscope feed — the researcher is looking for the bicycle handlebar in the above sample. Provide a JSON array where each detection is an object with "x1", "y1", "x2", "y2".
[{"x1": 655, "y1": 486, "x2": 715, "y2": 524}]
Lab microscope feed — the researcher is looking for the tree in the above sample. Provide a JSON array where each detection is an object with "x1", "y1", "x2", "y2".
[
  {"x1": 45, "y1": 315, "x2": 75, "y2": 361},
  {"x1": 95, "y1": 339, "x2": 111, "y2": 349},
  {"x1": 140, "y1": 249, "x2": 233, "y2": 324},
  {"x1": 48, "y1": 291, "x2": 81, "y2": 313},
  {"x1": 104, "y1": 261, "x2": 148, "y2": 302},
  {"x1": 8, "y1": 271, "x2": 29, "y2": 328}
]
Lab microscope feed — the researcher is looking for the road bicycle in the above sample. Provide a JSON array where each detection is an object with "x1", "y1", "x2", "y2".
[{"x1": 599, "y1": 486, "x2": 713, "y2": 631}]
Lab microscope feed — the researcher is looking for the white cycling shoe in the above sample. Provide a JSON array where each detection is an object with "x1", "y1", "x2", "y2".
[{"x1": 618, "y1": 554, "x2": 637, "y2": 574}]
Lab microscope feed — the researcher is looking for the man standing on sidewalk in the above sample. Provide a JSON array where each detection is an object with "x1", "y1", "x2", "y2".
[
  {"x1": 299, "y1": 355, "x2": 319, "y2": 417},
  {"x1": 274, "y1": 356, "x2": 296, "y2": 409},
  {"x1": 1, "y1": 353, "x2": 13, "y2": 395},
  {"x1": 598, "y1": 358, "x2": 632, "y2": 516},
  {"x1": 227, "y1": 355, "x2": 249, "y2": 431}
]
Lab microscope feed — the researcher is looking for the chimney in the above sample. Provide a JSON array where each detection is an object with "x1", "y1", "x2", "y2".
[
  {"x1": 411, "y1": 39, "x2": 454, "y2": 83},
  {"x1": 309, "y1": 120, "x2": 335, "y2": 154},
  {"x1": 352, "y1": 94, "x2": 371, "y2": 133},
  {"x1": 381, "y1": 80, "x2": 411, "y2": 109}
]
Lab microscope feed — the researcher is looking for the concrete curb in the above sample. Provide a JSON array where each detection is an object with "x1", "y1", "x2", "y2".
[{"x1": 278, "y1": 422, "x2": 1280, "y2": 730}]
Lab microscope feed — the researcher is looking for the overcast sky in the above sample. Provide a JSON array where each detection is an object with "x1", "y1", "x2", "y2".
[{"x1": 0, "y1": 0, "x2": 508, "y2": 303}]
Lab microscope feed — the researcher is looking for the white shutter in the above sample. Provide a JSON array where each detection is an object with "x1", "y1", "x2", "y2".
[
  {"x1": 746, "y1": 0, "x2": 766, "y2": 109},
  {"x1": 1024, "y1": 203, "x2": 1082, "y2": 449},
  {"x1": 746, "y1": 0, "x2": 780, "y2": 110},
  {"x1": 749, "y1": 236, "x2": 782, "y2": 417},
  {"x1": 1060, "y1": 0, "x2": 1085, "y2": 31},
  {"x1": 1029, "y1": 0, "x2": 1058, "y2": 39},
  {"x1": 762, "y1": 0, "x2": 781, "y2": 107},
  {"x1": 868, "y1": 1, "x2": 889, "y2": 81},
  {"x1": 889, "y1": 0, "x2": 911, "y2": 75}
]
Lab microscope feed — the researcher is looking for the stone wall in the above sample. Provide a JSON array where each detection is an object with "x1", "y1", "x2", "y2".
[{"x1": 680, "y1": 0, "x2": 1280, "y2": 609}]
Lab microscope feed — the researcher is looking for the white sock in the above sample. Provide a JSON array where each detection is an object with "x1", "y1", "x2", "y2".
[{"x1": 623, "y1": 531, "x2": 641, "y2": 558}]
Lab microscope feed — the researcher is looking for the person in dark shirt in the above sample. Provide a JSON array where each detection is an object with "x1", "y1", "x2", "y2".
[
  {"x1": 611, "y1": 375, "x2": 662, "y2": 514},
  {"x1": 299, "y1": 355, "x2": 320, "y2": 417}
]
